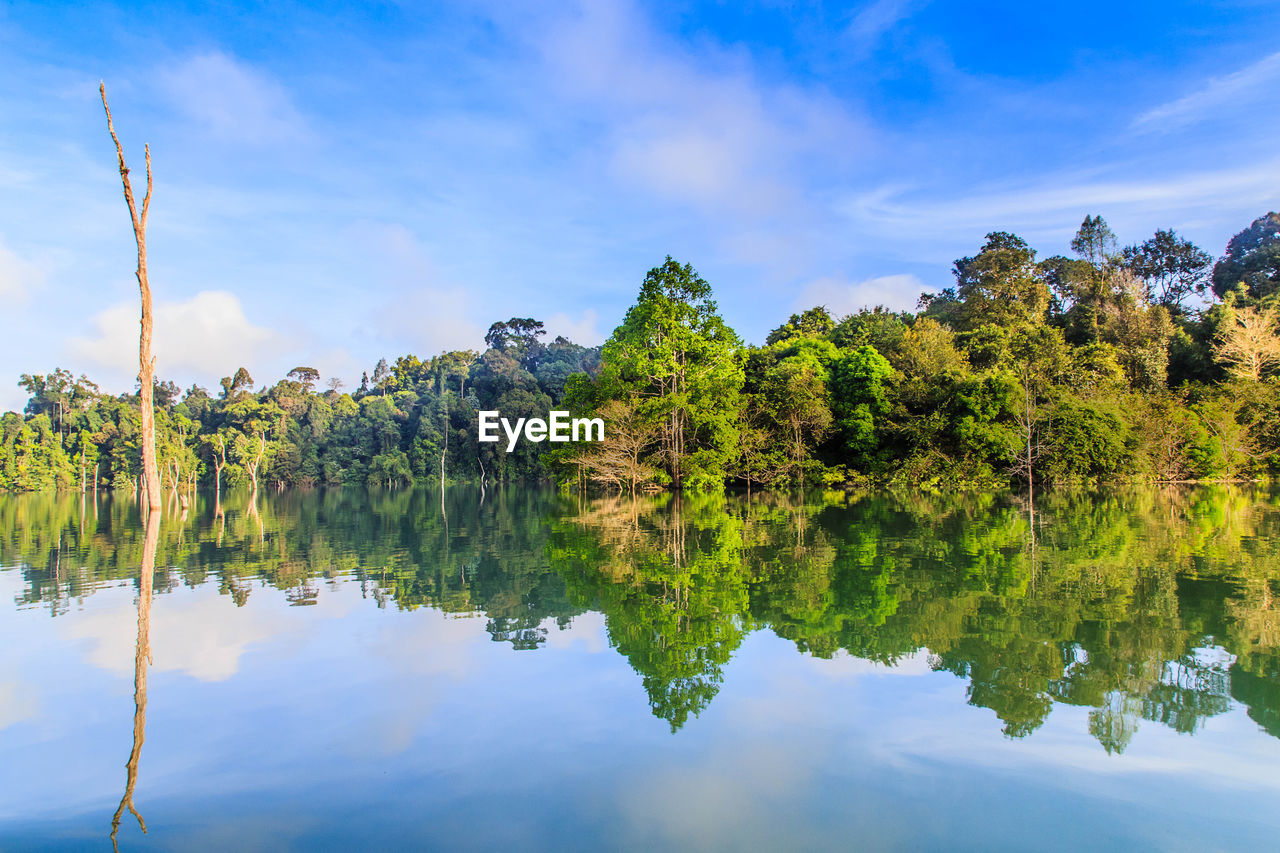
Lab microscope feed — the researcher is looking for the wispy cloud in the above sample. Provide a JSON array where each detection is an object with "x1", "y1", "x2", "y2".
[
  {"x1": 1132, "y1": 51, "x2": 1280, "y2": 131},
  {"x1": 538, "y1": 1, "x2": 869, "y2": 219},
  {"x1": 844, "y1": 160, "x2": 1280, "y2": 246},
  {"x1": 846, "y1": 0, "x2": 929, "y2": 53},
  {"x1": 157, "y1": 52, "x2": 308, "y2": 145}
]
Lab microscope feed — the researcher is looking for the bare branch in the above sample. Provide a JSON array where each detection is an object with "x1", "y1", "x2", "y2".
[
  {"x1": 142, "y1": 144, "x2": 152, "y2": 230},
  {"x1": 100, "y1": 83, "x2": 142, "y2": 234}
]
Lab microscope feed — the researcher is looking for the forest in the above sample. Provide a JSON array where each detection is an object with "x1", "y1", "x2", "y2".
[{"x1": 3, "y1": 210, "x2": 1279, "y2": 494}]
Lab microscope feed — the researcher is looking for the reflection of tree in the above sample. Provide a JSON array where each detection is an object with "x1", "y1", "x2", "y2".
[
  {"x1": 1231, "y1": 656, "x2": 1280, "y2": 738},
  {"x1": 549, "y1": 493, "x2": 749, "y2": 731},
  {"x1": 3, "y1": 484, "x2": 1279, "y2": 747},
  {"x1": 110, "y1": 508, "x2": 159, "y2": 851}
]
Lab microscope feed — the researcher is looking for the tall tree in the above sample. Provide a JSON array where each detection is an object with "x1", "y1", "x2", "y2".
[
  {"x1": 1070, "y1": 214, "x2": 1117, "y2": 271},
  {"x1": 1212, "y1": 212, "x2": 1280, "y2": 299},
  {"x1": 287, "y1": 366, "x2": 320, "y2": 392},
  {"x1": 101, "y1": 83, "x2": 161, "y2": 510},
  {"x1": 1066, "y1": 215, "x2": 1120, "y2": 342},
  {"x1": 953, "y1": 232, "x2": 1051, "y2": 330},
  {"x1": 1121, "y1": 229, "x2": 1212, "y2": 313},
  {"x1": 599, "y1": 257, "x2": 744, "y2": 490}
]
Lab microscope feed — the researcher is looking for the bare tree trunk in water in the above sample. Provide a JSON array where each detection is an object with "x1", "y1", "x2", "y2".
[
  {"x1": 111, "y1": 508, "x2": 158, "y2": 851},
  {"x1": 101, "y1": 83, "x2": 161, "y2": 511}
]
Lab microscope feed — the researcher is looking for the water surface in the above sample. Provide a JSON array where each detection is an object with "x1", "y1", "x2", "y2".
[{"x1": 2, "y1": 487, "x2": 1278, "y2": 850}]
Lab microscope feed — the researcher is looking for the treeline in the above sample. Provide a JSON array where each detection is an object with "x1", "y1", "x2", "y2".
[
  {"x1": 1, "y1": 321, "x2": 601, "y2": 493},
  {"x1": 3, "y1": 210, "x2": 1280, "y2": 493}
]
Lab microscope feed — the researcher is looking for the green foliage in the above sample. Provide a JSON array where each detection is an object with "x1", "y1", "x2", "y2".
[
  {"x1": 1212, "y1": 211, "x2": 1280, "y2": 299},
  {"x1": 581, "y1": 256, "x2": 744, "y2": 490},
  {"x1": 830, "y1": 345, "x2": 893, "y2": 465},
  {"x1": 1041, "y1": 394, "x2": 1131, "y2": 483}
]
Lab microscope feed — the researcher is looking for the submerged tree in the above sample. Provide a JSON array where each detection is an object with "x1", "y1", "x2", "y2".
[{"x1": 101, "y1": 83, "x2": 162, "y2": 510}]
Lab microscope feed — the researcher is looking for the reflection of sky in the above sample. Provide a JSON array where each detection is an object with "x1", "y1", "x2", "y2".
[{"x1": 1, "y1": 568, "x2": 1278, "y2": 851}]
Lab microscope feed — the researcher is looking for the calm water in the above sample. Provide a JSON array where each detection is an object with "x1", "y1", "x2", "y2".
[{"x1": 1, "y1": 486, "x2": 1278, "y2": 851}]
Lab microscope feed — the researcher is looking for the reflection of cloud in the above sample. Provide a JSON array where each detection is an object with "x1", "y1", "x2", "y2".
[
  {"x1": 618, "y1": 740, "x2": 825, "y2": 850},
  {"x1": 0, "y1": 680, "x2": 38, "y2": 733},
  {"x1": 69, "y1": 290, "x2": 281, "y2": 386},
  {"x1": 795, "y1": 273, "x2": 927, "y2": 316},
  {"x1": 809, "y1": 648, "x2": 934, "y2": 678},
  {"x1": 67, "y1": 584, "x2": 348, "y2": 682},
  {"x1": 544, "y1": 611, "x2": 609, "y2": 654},
  {"x1": 158, "y1": 52, "x2": 308, "y2": 145},
  {"x1": 875, "y1": 699, "x2": 1280, "y2": 793},
  {"x1": 368, "y1": 613, "x2": 487, "y2": 754}
]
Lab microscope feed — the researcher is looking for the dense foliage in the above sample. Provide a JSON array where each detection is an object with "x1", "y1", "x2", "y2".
[{"x1": 5, "y1": 211, "x2": 1280, "y2": 493}]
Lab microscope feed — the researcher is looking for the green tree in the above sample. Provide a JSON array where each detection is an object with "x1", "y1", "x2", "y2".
[
  {"x1": 1212, "y1": 211, "x2": 1280, "y2": 299},
  {"x1": 1122, "y1": 229, "x2": 1212, "y2": 314},
  {"x1": 597, "y1": 257, "x2": 744, "y2": 490}
]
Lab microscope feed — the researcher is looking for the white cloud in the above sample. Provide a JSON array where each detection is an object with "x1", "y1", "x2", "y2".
[
  {"x1": 157, "y1": 52, "x2": 307, "y2": 145},
  {"x1": 539, "y1": 1, "x2": 868, "y2": 217},
  {"x1": 1133, "y1": 51, "x2": 1280, "y2": 131},
  {"x1": 306, "y1": 346, "x2": 365, "y2": 394},
  {"x1": 69, "y1": 290, "x2": 280, "y2": 386},
  {"x1": 543, "y1": 308, "x2": 602, "y2": 346},
  {"x1": 0, "y1": 239, "x2": 42, "y2": 305},
  {"x1": 795, "y1": 273, "x2": 927, "y2": 316}
]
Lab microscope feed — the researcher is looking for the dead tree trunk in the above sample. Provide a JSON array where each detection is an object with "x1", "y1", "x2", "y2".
[
  {"x1": 212, "y1": 434, "x2": 227, "y2": 512},
  {"x1": 101, "y1": 83, "x2": 162, "y2": 512},
  {"x1": 110, "y1": 508, "x2": 158, "y2": 851}
]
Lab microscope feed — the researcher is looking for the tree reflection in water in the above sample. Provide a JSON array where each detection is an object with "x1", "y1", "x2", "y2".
[
  {"x1": 110, "y1": 507, "x2": 159, "y2": 851},
  {"x1": 2, "y1": 485, "x2": 1278, "y2": 749}
]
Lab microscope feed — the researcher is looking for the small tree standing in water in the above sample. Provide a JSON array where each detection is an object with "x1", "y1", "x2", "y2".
[
  {"x1": 1010, "y1": 364, "x2": 1049, "y2": 499},
  {"x1": 101, "y1": 83, "x2": 162, "y2": 511}
]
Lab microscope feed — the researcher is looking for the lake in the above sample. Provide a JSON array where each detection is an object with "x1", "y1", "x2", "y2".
[{"x1": 1, "y1": 486, "x2": 1278, "y2": 851}]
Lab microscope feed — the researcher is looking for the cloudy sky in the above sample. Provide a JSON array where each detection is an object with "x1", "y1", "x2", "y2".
[{"x1": 2, "y1": 0, "x2": 1278, "y2": 411}]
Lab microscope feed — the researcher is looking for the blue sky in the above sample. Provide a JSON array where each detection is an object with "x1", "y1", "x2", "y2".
[{"x1": 2, "y1": 0, "x2": 1279, "y2": 411}]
